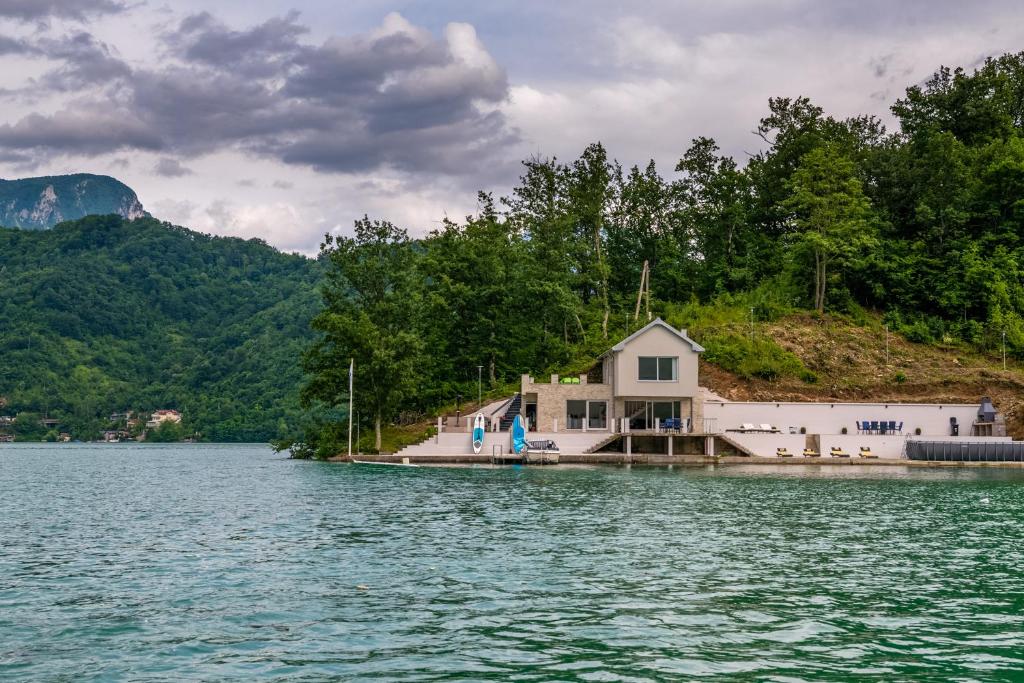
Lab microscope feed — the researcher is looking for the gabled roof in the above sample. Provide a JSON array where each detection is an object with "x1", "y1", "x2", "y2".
[{"x1": 602, "y1": 317, "x2": 705, "y2": 355}]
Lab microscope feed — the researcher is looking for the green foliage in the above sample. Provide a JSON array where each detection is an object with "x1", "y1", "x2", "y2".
[
  {"x1": 147, "y1": 420, "x2": 187, "y2": 443},
  {"x1": 0, "y1": 215, "x2": 321, "y2": 442},
  {"x1": 702, "y1": 334, "x2": 810, "y2": 382}
]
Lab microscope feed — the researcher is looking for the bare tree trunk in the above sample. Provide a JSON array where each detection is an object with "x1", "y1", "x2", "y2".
[
  {"x1": 489, "y1": 356, "x2": 496, "y2": 384},
  {"x1": 820, "y1": 256, "x2": 827, "y2": 313},
  {"x1": 375, "y1": 412, "x2": 382, "y2": 451},
  {"x1": 814, "y1": 249, "x2": 827, "y2": 314},
  {"x1": 596, "y1": 226, "x2": 609, "y2": 339}
]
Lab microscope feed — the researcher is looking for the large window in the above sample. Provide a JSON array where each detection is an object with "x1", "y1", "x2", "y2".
[
  {"x1": 567, "y1": 400, "x2": 608, "y2": 430},
  {"x1": 626, "y1": 400, "x2": 681, "y2": 430},
  {"x1": 566, "y1": 400, "x2": 586, "y2": 430},
  {"x1": 638, "y1": 356, "x2": 677, "y2": 381}
]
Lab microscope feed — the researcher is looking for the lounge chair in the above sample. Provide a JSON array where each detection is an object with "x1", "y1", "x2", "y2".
[
  {"x1": 776, "y1": 447, "x2": 794, "y2": 457},
  {"x1": 830, "y1": 447, "x2": 850, "y2": 458},
  {"x1": 858, "y1": 446, "x2": 878, "y2": 459},
  {"x1": 802, "y1": 448, "x2": 820, "y2": 457},
  {"x1": 759, "y1": 423, "x2": 775, "y2": 433},
  {"x1": 741, "y1": 423, "x2": 757, "y2": 432}
]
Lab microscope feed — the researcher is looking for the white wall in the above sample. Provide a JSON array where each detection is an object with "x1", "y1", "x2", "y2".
[
  {"x1": 703, "y1": 401, "x2": 980, "y2": 437},
  {"x1": 725, "y1": 433, "x2": 807, "y2": 457},
  {"x1": 725, "y1": 432, "x2": 1009, "y2": 459},
  {"x1": 614, "y1": 324, "x2": 700, "y2": 397}
]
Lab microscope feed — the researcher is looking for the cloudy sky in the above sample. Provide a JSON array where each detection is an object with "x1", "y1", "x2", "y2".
[{"x1": 0, "y1": 0, "x2": 1022, "y2": 252}]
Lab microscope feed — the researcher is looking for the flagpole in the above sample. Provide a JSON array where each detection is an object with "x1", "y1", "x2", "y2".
[{"x1": 348, "y1": 358, "x2": 354, "y2": 458}]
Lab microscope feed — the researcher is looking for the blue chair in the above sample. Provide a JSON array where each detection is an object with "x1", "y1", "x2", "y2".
[
  {"x1": 897, "y1": 421, "x2": 903, "y2": 433},
  {"x1": 888, "y1": 420, "x2": 897, "y2": 432},
  {"x1": 870, "y1": 421, "x2": 879, "y2": 433},
  {"x1": 856, "y1": 421, "x2": 862, "y2": 433},
  {"x1": 862, "y1": 418, "x2": 872, "y2": 434}
]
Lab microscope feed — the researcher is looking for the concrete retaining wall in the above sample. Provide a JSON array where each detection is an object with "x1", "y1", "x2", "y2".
[
  {"x1": 724, "y1": 433, "x2": 808, "y2": 457},
  {"x1": 704, "y1": 400, "x2": 980, "y2": 437}
]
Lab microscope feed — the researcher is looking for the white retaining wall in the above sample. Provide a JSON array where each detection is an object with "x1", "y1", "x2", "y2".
[
  {"x1": 704, "y1": 401, "x2": 979, "y2": 437},
  {"x1": 724, "y1": 433, "x2": 808, "y2": 457}
]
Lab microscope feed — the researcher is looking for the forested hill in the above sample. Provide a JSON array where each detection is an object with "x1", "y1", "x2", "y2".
[
  {"x1": 0, "y1": 215, "x2": 321, "y2": 441},
  {"x1": 0, "y1": 174, "x2": 147, "y2": 229}
]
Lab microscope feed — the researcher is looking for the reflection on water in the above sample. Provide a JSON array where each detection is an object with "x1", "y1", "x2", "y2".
[{"x1": 2, "y1": 443, "x2": 1023, "y2": 680}]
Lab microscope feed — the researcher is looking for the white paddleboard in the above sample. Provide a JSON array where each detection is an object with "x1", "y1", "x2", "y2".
[{"x1": 472, "y1": 413, "x2": 485, "y2": 454}]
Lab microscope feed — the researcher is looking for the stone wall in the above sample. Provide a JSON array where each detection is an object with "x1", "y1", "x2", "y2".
[{"x1": 521, "y1": 374, "x2": 613, "y2": 432}]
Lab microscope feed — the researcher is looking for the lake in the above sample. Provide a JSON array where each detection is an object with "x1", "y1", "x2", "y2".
[{"x1": 2, "y1": 443, "x2": 1023, "y2": 680}]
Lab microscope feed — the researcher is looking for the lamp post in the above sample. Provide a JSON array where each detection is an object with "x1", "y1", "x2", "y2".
[
  {"x1": 456, "y1": 394, "x2": 462, "y2": 427},
  {"x1": 477, "y1": 365, "x2": 483, "y2": 409}
]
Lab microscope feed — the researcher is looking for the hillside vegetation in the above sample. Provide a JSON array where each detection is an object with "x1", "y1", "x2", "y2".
[
  {"x1": 666, "y1": 297, "x2": 1024, "y2": 436},
  {"x1": 0, "y1": 215, "x2": 321, "y2": 441}
]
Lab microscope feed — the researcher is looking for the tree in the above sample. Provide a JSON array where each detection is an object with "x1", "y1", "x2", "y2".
[
  {"x1": 784, "y1": 145, "x2": 877, "y2": 313},
  {"x1": 673, "y1": 137, "x2": 752, "y2": 296},
  {"x1": 303, "y1": 218, "x2": 423, "y2": 454}
]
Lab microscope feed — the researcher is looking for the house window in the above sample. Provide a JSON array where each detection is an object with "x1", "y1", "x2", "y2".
[
  {"x1": 638, "y1": 356, "x2": 677, "y2": 381},
  {"x1": 588, "y1": 401, "x2": 607, "y2": 430}
]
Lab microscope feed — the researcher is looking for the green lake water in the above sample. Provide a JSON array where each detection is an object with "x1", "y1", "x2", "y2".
[{"x1": 2, "y1": 443, "x2": 1024, "y2": 681}]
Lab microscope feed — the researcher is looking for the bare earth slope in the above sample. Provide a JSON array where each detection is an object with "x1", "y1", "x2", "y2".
[{"x1": 698, "y1": 314, "x2": 1024, "y2": 438}]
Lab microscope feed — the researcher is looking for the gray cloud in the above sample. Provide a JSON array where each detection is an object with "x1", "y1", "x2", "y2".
[
  {"x1": 0, "y1": 0, "x2": 125, "y2": 21},
  {"x1": 152, "y1": 157, "x2": 191, "y2": 177},
  {"x1": 0, "y1": 33, "x2": 36, "y2": 55},
  {"x1": 0, "y1": 107, "x2": 162, "y2": 154},
  {"x1": 36, "y1": 32, "x2": 131, "y2": 90},
  {"x1": 165, "y1": 11, "x2": 308, "y2": 78},
  {"x1": 0, "y1": 11, "x2": 515, "y2": 185}
]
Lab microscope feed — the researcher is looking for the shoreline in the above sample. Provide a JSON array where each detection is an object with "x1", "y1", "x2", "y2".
[{"x1": 329, "y1": 453, "x2": 1024, "y2": 469}]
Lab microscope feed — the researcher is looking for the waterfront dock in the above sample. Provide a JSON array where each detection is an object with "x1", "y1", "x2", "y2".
[{"x1": 330, "y1": 452, "x2": 1024, "y2": 468}]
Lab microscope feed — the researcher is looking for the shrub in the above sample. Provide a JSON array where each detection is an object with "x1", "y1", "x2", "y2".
[
  {"x1": 894, "y1": 371, "x2": 907, "y2": 384},
  {"x1": 841, "y1": 426, "x2": 848, "y2": 434},
  {"x1": 902, "y1": 320, "x2": 933, "y2": 344},
  {"x1": 915, "y1": 427, "x2": 922, "y2": 435}
]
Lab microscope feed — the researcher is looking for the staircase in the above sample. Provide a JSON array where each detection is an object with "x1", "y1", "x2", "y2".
[
  {"x1": 498, "y1": 393, "x2": 522, "y2": 431},
  {"x1": 392, "y1": 430, "x2": 612, "y2": 459}
]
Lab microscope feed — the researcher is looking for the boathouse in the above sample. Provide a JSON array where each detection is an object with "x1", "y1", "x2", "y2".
[{"x1": 520, "y1": 318, "x2": 704, "y2": 433}]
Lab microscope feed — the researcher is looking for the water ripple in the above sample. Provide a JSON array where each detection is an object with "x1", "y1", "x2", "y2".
[{"x1": 3, "y1": 444, "x2": 1024, "y2": 680}]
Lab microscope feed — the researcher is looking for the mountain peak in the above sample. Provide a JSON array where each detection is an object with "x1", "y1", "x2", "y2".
[{"x1": 0, "y1": 173, "x2": 147, "y2": 230}]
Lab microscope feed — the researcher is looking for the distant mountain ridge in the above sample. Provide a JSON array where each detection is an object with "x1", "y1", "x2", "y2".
[{"x1": 0, "y1": 173, "x2": 147, "y2": 229}]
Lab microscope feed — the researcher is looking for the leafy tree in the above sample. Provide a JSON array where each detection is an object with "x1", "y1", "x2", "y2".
[
  {"x1": 303, "y1": 218, "x2": 423, "y2": 453},
  {"x1": 784, "y1": 145, "x2": 877, "y2": 313}
]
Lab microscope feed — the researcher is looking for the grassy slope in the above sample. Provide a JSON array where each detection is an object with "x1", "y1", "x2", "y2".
[{"x1": 698, "y1": 313, "x2": 1024, "y2": 438}]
